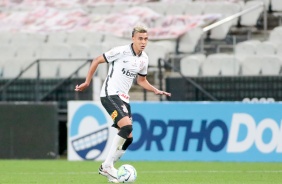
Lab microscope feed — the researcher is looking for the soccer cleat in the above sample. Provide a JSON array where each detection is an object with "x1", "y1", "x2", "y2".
[{"x1": 99, "y1": 164, "x2": 119, "y2": 183}]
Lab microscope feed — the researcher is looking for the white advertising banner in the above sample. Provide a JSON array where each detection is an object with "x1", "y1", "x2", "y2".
[{"x1": 68, "y1": 101, "x2": 116, "y2": 161}]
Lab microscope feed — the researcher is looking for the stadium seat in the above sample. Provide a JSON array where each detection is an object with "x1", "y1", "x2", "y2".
[
  {"x1": 142, "y1": 2, "x2": 167, "y2": 15},
  {"x1": 69, "y1": 44, "x2": 90, "y2": 59},
  {"x1": 205, "y1": 2, "x2": 241, "y2": 39},
  {"x1": 260, "y1": 0, "x2": 270, "y2": 8},
  {"x1": 84, "y1": 32, "x2": 104, "y2": 45},
  {"x1": 240, "y1": 0, "x2": 264, "y2": 27},
  {"x1": 0, "y1": 44, "x2": 17, "y2": 60},
  {"x1": 47, "y1": 32, "x2": 67, "y2": 44},
  {"x1": 256, "y1": 41, "x2": 278, "y2": 56},
  {"x1": 87, "y1": 43, "x2": 104, "y2": 58},
  {"x1": 59, "y1": 44, "x2": 91, "y2": 78},
  {"x1": 59, "y1": 60, "x2": 87, "y2": 78},
  {"x1": 271, "y1": 0, "x2": 282, "y2": 11},
  {"x1": 19, "y1": 59, "x2": 39, "y2": 79},
  {"x1": 152, "y1": 40, "x2": 177, "y2": 53},
  {"x1": 102, "y1": 34, "x2": 131, "y2": 48},
  {"x1": 276, "y1": 43, "x2": 282, "y2": 57},
  {"x1": 37, "y1": 43, "x2": 70, "y2": 78},
  {"x1": 203, "y1": 2, "x2": 241, "y2": 22},
  {"x1": 10, "y1": 33, "x2": 46, "y2": 45},
  {"x1": 178, "y1": 27, "x2": 203, "y2": 53},
  {"x1": 180, "y1": 54, "x2": 205, "y2": 76},
  {"x1": 210, "y1": 53, "x2": 240, "y2": 76},
  {"x1": 38, "y1": 43, "x2": 70, "y2": 59},
  {"x1": 260, "y1": 55, "x2": 282, "y2": 75},
  {"x1": 184, "y1": 2, "x2": 205, "y2": 15},
  {"x1": 145, "y1": 42, "x2": 169, "y2": 67},
  {"x1": 240, "y1": 57, "x2": 262, "y2": 75},
  {"x1": 0, "y1": 59, "x2": 6, "y2": 77},
  {"x1": 15, "y1": 45, "x2": 38, "y2": 62},
  {"x1": 235, "y1": 40, "x2": 260, "y2": 61},
  {"x1": 9, "y1": 33, "x2": 29, "y2": 44},
  {"x1": 83, "y1": 43, "x2": 108, "y2": 79},
  {"x1": 202, "y1": 53, "x2": 240, "y2": 76},
  {"x1": 165, "y1": 3, "x2": 187, "y2": 15},
  {"x1": 66, "y1": 31, "x2": 86, "y2": 45},
  {"x1": 241, "y1": 55, "x2": 281, "y2": 75},
  {"x1": 201, "y1": 60, "x2": 221, "y2": 76},
  {"x1": 2, "y1": 59, "x2": 22, "y2": 78},
  {"x1": 268, "y1": 26, "x2": 282, "y2": 44},
  {"x1": 0, "y1": 32, "x2": 12, "y2": 44}
]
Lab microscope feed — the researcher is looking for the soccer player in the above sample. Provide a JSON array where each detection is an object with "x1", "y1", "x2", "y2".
[{"x1": 75, "y1": 25, "x2": 171, "y2": 183}]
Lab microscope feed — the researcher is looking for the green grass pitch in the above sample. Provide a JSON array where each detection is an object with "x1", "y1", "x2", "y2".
[{"x1": 0, "y1": 160, "x2": 281, "y2": 184}]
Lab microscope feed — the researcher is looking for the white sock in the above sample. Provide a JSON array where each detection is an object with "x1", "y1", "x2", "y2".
[
  {"x1": 113, "y1": 150, "x2": 126, "y2": 164},
  {"x1": 103, "y1": 134, "x2": 126, "y2": 167}
]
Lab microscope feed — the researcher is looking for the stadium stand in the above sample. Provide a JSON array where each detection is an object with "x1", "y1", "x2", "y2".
[{"x1": 0, "y1": 0, "x2": 281, "y2": 104}]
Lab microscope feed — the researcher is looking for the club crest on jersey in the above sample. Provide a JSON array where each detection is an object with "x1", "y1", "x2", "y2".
[
  {"x1": 111, "y1": 110, "x2": 118, "y2": 120},
  {"x1": 140, "y1": 60, "x2": 145, "y2": 69},
  {"x1": 121, "y1": 104, "x2": 128, "y2": 113}
]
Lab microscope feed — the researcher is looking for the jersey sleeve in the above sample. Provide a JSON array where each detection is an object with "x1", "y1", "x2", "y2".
[{"x1": 103, "y1": 47, "x2": 122, "y2": 63}]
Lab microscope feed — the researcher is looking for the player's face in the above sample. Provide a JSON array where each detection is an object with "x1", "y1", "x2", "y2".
[{"x1": 132, "y1": 32, "x2": 148, "y2": 53}]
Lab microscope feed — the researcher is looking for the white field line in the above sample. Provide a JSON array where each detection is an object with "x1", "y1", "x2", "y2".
[{"x1": 3, "y1": 170, "x2": 282, "y2": 175}]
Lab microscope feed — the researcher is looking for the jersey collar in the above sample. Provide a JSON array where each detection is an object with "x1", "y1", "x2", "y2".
[{"x1": 130, "y1": 43, "x2": 142, "y2": 57}]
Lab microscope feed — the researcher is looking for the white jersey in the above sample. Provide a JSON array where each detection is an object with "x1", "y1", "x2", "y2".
[{"x1": 100, "y1": 43, "x2": 149, "y2": 103}]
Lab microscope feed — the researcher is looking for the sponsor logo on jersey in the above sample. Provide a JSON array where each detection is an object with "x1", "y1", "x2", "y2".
[
  {"x1": 107, "y1": 52, "x2": 120, "y2": 60},
  {"x1": 111, "y1": 110, "x2": 118, "y2": 120},
  {"x1": 122, "y1": 68, "x2": 137, "y2": 78},
  {"x1": 123, "y1": 60, "x2": 130, "y2": 63}
]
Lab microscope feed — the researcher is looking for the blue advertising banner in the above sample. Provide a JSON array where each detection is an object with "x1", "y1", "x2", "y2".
[
  {"x1": 124, "y1": 102, "x2": 282, "y2": 162},
  {"x1": 68, "y1": 101, "x2": 282, "y2": 162}
]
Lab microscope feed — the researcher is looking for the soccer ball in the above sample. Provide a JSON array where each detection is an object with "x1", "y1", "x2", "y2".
[{"x1": 117, "y1": 164, "x2": 137, "y2": 183}]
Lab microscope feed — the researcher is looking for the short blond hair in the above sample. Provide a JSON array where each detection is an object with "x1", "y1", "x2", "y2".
[{"x1": 132, "y1": 25, "x2": 148, "y2": 37}]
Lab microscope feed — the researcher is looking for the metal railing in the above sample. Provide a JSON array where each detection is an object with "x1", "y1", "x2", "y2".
[
  {"x1": 200, "y1": 1, "x2": 267, "y2": 52},
  {"x1": 157, "y1": 58, "x2": 218, "y2": 101},
  {"x1": 0, "y1": 59, "x2": 91, "y2": 101}
]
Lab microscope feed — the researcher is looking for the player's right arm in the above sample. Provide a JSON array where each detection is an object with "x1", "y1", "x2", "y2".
[{"x1": 75, "y1": 55, "x2": 106, "y2": 92}]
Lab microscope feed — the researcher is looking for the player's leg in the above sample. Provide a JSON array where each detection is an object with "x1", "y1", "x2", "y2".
[
  {"x1": 113, "y1": 102, "x2": 133, "y2": 163},
  {"x1": 113, "y1": 134, "x2": 133, "y2": 163},
  {"x1": 103, "y1": 116, "x2": 132, "y2": 167},
  {"x1": 99, "y1": 95, "x2": 132, "y2": 182}
]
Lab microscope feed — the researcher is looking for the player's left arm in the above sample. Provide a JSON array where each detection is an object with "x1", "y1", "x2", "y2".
[{"x1": 137, "y1": 75, "x2": 171, "y2": 97}]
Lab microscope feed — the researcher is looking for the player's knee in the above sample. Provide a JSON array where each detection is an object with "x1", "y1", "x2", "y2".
[{"x1": 118, "y1": 125, "x2": 133, "y2": 139}]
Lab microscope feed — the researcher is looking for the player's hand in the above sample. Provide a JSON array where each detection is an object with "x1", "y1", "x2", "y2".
[
  {"x1": 155, "y1": 90, "x2": 171, "y2": 97},
  {"x1": 75, "y1": 82, "x2": 89, "y2": 92}
]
